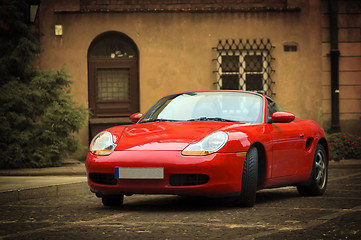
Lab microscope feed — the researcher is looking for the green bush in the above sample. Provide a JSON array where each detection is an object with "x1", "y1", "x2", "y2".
[
  {"x1": 0, "y1": 69, "x2": 87, "y2": 169},
  {"x1": 328, "y1": 132, "x2": 361, "y2": 161},
  {"x1": 0, "y1": 1, "x2": 88, "y2": 169}
]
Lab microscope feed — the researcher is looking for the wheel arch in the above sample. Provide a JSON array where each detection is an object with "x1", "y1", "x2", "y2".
[
  {"x1": 250, "y1": 142, "x2": 266, "y2": 188},
  {"x1": 317, "y1": 137, "x2": 329, "y2": 163}
]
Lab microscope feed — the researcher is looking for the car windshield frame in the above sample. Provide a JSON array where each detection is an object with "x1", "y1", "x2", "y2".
[{"x1": 139, "y1": 91, "x2": 265, "y2": 124}]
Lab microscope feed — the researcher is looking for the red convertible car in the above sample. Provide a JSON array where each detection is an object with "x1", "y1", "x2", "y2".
[{"x1": 86, "y1": 90, "x2": 329, "y2": 207}]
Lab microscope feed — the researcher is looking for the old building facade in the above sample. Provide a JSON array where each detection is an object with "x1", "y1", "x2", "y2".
[{"x1": 32, "y1": 0, "x2": 361, "y2": 146}]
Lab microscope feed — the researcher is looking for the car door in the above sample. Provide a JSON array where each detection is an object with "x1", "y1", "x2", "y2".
[
  {"x1": 269, "y1": 121, "x2": 305, "y2": 177},
  {"x1": 266, "y1": 99, "x2": 305, "y2": 178}
]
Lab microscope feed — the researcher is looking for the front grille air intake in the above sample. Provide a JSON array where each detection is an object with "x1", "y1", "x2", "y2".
[
  {"x1": 169, "y1": 174, "x2": 209, "y2": 186},
  {"x1": 90, "y1": 173, "x2": 117, "y2": 185}
]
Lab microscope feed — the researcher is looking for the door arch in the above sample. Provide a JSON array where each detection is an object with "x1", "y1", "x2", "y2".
[{"x1": 88, "y1": 31, "x2": 139, "y2": 140}]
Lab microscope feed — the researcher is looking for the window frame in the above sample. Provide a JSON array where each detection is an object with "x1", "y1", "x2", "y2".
[
  {"x1": 217, "y1": 50, "x2": 268, "y2": 93},
  {"x1": 88, "y1": 58, "x2": 139, "y2": 117},
  {"x1": 213, "y1": 39, "x2": 275, "y2": 97}
]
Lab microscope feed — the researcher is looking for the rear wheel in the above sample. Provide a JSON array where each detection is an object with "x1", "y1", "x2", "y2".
[
  {"x1": 297, "y1": 144, "x2": 328, "y2": 196},
  {"x1": 101, "y1": 195, "x2": 124, "y2": 207},
  {"x1": 235, "y1": 146, "x2": 258, "y2": 207}
]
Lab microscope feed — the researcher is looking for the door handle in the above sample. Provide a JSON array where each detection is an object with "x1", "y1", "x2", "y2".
[{"x1": 299, "y1": 133, "x2": 305, "y2": 138}]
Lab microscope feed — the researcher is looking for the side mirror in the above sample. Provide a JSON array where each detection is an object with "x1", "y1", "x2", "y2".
[
  {"x1": 129, "y1": 112, "x2": 143, "y2": 123},
  {"x1": 271, "y1": 111, "x2": 295, "y2": 123}
]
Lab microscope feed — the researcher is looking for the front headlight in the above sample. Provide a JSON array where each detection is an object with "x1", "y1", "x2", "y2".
[
  {"x1": 90, "y1": 131, "x2": 117, "y2": 155},
  {"x1": 182, "y1": 131, "x2": 228, "y2": 156}
]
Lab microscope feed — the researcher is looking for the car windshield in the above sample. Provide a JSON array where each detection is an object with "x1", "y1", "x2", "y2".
[{"x1": 139, "y1": 91, "x2": 264, "y2": 123}]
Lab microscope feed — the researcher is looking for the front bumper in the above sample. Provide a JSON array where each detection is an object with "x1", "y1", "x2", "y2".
[{"x1": 86, "y1": 150, "x2": 245, "y2": 197}]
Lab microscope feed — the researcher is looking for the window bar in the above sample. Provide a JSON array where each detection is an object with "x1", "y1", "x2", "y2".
[{"x1": 213, "y1": 39, "x2": 275, "y2": 96}]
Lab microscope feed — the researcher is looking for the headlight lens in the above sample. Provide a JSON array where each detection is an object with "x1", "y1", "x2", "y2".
[
  {"x1": 90, "y1": 131, "x2": 117, "y2": 155},
  {"x1": 182, "y1": 131, "x2": 228, "y2": 156}
]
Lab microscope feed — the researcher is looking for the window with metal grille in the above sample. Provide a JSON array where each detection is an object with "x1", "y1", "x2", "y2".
[
  {"x1": 213, "y1": 39, "x2": 275, "y2": 96},
  {"x1": 97, "y1": 69, "x2": 129, "y2": 102}
]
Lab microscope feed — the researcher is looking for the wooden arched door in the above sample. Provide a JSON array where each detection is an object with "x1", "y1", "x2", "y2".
[{"x1": 88, "y1": 32, "x2": 139, "y2": 140}]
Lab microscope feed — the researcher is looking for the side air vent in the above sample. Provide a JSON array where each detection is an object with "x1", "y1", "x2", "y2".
[{"x1": 305, "y1": 137, "x2": 314, "y2": 151}]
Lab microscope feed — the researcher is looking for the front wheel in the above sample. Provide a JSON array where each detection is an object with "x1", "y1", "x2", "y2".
[
  {"x1": 234, "y1": 146, "x2": 258, "y2": 207},
  {"x1": 297, "y1": 144, "x2": 328, "y2": 196}
]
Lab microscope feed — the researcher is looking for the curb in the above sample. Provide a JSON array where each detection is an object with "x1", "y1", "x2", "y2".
[
  {"x1": 0, "y1": 163, "x2": 86, "y2": 176},
  {"x1": 0, "y1": 181, "x2": 91, "y2": 204},
  {"x1": 329, "y1": 159, "x2": 361, "y2": 167}
]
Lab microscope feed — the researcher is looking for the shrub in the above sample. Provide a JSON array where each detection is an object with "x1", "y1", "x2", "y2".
[
  {"x1": 0, "y1": 1, "x2": 88, "y2": 169},
  {"x1": 327, "y1": 132, "x2": 361, "y2": 161},
  {"x1": 0, "y1": 69, "x2": 88, "y2": 169}
]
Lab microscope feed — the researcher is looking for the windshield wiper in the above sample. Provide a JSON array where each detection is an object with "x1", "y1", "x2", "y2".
[
  {"x1": 141, "y1": 118, "x2": 177, "y2": 123},
  {"x1": 188, "y1": 117, "x2": 236, "y2": 122}
]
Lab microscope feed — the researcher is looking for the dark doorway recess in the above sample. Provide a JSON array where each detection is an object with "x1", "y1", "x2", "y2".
[{"x1": 88, "y1": 31, "x2": 139, "y2": 141}]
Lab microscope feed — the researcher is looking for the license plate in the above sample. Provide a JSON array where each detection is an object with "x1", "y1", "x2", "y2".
[{"x1": 115, "y1": 167, "x2": 164, "y2": 179}]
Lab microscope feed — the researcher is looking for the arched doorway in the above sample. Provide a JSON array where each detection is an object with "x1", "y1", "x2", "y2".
[{"x1": 88, "y1": 31, "x2": 139, "y2": 140}]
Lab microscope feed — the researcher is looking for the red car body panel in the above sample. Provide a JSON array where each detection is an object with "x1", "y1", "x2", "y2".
[
  {"x1": 86, "y1": 150, "x2": 245, "y2": 196},
  {"x1": 112, "y1": 121, "x2": 240, "y2": 151},
  {"x1": 86, "y1": 91, "x2": 328, "y2": 198}
]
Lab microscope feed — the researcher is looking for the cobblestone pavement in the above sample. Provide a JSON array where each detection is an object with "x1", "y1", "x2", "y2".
[{"x1": 1, "y1": 161, "x2": 360, "y2": 240}]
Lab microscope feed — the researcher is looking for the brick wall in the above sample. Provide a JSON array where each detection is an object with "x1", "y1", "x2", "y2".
[
  {"x1": 321, "y1": 0, "x2": 361, "y2": 134},
  {"x1": 80, "y1": 0, "x2": 289, "y2": 12}
]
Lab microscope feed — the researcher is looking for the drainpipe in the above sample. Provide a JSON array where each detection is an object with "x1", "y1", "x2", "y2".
[{"x1": 329, "y1": 0, "x2": 341, "y2": 132}]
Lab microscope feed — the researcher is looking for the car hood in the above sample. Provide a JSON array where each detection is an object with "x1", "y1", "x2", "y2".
[{"x1": 112, "y1": 121, "x2": 245, "y2": 151}]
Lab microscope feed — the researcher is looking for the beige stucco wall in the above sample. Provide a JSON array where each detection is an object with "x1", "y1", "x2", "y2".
[{"x1": 38, "y1": 0, "x2": 324, "y2": 146}]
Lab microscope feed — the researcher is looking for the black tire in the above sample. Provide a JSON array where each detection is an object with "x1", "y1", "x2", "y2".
[
  {"x1": 235, "y1": 146, "x2": 258, "y2": 207},
  {"x1": 101, "y1": 195, "x2": 124, "y2": 207},
  {"x1": 297, "y1": 144, "x2": 328, "y2": 196}
]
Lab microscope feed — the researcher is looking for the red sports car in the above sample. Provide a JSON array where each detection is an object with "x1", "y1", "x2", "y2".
[{"x1": 86, "y1": 90, "x2": 329, "y2": 207}]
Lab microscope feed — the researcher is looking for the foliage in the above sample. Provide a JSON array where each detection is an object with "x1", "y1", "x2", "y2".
[
  {"x1": 0, "y1": 1, "x2": 87, "y2": 168},
  {"x1": 327, "y1": 132, "x2": 361, "y2": 161},
  {"x1": 0, "y1": 69, "x2": 88, "y2": 169},
  {"x1": 0, "y1": 0, "x2": 40, "y2": 85}
]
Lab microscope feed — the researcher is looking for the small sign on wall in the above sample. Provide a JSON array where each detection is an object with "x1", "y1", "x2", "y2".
[{"x1": 55, "y1": 25, "x2": 63, "y2": 36}]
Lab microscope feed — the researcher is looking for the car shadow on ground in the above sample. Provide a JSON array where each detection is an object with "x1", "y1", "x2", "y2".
[
  {"x1": 96, "y1": 195, "x2": 233, "y2": 212},
  {"x1": 95, "y1": 188, "x2": 302, "y2": 212},
  {"x1": 255, "y1": 189, "x2": 301, "y2": 205}
]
